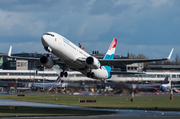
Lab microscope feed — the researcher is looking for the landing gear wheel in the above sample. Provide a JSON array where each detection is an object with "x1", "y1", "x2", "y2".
[
  {"x1": 60, "y1": 72, "x2": 64, "y2": 77},
  {"x1": 60, "y1": 72, "x2": 68, "y2": 77},
  {"x1": 90, "y1": 72, "x2": 94, "y2": 78},
  {"x1": 64, "y1": 72, "x2": 68, "y2": 77},
  {"x1": 87, "y1": 72, "x2": 91, "y2": 77},
  {"x1": 87, "y1": 72, "x2": 94, "y2": 78}
]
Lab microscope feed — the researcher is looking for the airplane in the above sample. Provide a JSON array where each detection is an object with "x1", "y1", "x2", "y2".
[
  {"x1": 160, "y1": 77, "x2": 180, "y2": 93},
  {"x1": 8, "y1": 32, "x2": 174, "y2": 80},
  {"x1": 160, "y1": 77, "x2": 172, "y2": 91},
  {"x1": 32, "y1": 76, "x2": 67, "y2": 90},
  {"x1": 137, "y1": 76, "x2": 179, "y2": 92},
  {"x1": 137, "y1": 76, "x2": 169, "y2": 92}
]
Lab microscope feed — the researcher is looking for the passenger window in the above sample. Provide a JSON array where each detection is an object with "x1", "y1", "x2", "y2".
[{"x1": 172, "y1": 75, "x2": 176, "y2": 78}]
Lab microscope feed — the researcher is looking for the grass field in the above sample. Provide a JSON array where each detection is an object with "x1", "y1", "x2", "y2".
[{"x1": 1, "y1": 93, "x2": 180, "y2": 111}]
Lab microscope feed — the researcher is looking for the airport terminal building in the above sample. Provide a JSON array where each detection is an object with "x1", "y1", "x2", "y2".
[
  {"x1": 0, "y1": 52, "x2": 143, "y2": 81},
  {"x1": 0, "y1": 52, "x2": 180, "y2": 81},
  {"x1": 0, "y1": 52, "x2": 180, "y2": 91}
]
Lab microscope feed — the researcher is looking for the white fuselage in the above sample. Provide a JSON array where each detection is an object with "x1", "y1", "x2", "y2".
[
  {"x1": 41, "y1": 32, "x2": 109, "y2": 79},
  {"x1": 33, "y1": 82, "x2": 62, "y2": 89}
]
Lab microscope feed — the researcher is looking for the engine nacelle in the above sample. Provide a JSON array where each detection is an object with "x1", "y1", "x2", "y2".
[
  {"x1": 85, "y1": 56, "x2": 100, "y2": 69},
  {"x1": 39, "y1": 56, "x2": 54, "y2": 69}
]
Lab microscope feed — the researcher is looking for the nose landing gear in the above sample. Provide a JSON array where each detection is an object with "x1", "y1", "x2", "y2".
[
  {"x1": 44, "y1": 46, "x2": 52, "y2": 52},
  {"x1": 60, "y1": 72, "x2": 68, "y2": 77}
]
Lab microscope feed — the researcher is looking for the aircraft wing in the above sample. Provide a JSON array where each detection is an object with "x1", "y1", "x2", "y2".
[
  {"x1": 110, "y1": 71, "x2": 145, "y2": 75},
  {"x1": 99, "y1": 48, "x2": 174, "y2": 66},
  {"x1": 8, "y1": 46, "x2": 174, "y2": 70},
  {"x1": 8, "y1": 46, "x2": 65, "y2": 66},
  {"x1": 8, "y1": 55, "x2": 40, "y2": 61},
  {"x1": 8, "y1": 46, "x2": 40, "y2": 61}
]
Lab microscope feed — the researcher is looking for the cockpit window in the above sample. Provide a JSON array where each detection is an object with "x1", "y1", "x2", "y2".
[{"x1": 43, "y1": 33, "x2": 54, "y2": 37}]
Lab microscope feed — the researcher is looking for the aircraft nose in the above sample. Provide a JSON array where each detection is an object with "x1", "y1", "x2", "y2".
[
  {"x1": 41, "y1": 35, "x2": 46, "y2": 42},
  {"x1": 41, "y1": 35, "x2": 48, "y2": 47},
  {"x1": 41, "y1": 36, "x2": 44, "y2": 42}
]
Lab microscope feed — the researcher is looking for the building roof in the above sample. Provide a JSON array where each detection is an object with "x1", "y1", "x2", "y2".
[
  {"x1": 0, "y1": 53, "x2": 7, "y2": 56},
  {"x1": 147, "y1": 65, "x2": 180, "y2": 69}
]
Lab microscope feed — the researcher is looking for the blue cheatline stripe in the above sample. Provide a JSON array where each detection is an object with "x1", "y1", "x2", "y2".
[
  {"x1": 103, "y1": 54, "x2": 114, "y2": 79},
  {"x1": 62, "y1": 37, "x2": 70, "y2": 43},
  {"x1": 104, "y1": 54, "x2": 114, "y2": 60}
]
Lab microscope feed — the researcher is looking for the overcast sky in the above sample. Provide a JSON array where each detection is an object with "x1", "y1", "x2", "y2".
[{"x1": 0, "y1": 0, "x2": 180, "y2": 60}]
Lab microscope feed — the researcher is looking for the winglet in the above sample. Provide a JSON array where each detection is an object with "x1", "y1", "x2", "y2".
[
  {"x1": 8, "y1": 46, "x2": 12, "y2": 57},
  {"x1": 167, "y1": 48, "x2": 174, "y2": 60}
]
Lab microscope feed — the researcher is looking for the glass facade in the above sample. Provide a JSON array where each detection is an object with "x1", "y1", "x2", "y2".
[
  {"x1": 0, "y1": 53, "x2": 47, "y2": 70},
  {"x1": 0, "y1": 56, "x2": 3, "y2": 69}
]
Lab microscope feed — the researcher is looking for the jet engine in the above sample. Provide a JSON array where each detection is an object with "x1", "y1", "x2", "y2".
[
  {"x1": 85, "y1": 56, "x2": 100, "y2": 69},
  {"x1": 39, "y1": 56, "x2": 54, "y2": 69}
]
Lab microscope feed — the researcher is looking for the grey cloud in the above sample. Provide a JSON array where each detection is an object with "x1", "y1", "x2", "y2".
[
  {"x1": 0, "y1": 10, "x2": 47, "y2": 37},
  {"x1": 89, "y1": 0, "x2": 132, "y2": 16},
  {"x1": 0, "y1": 0, "x2": 88, "y2": 13},
  {"x1": 0, "y1": 0, "x2": 180, "y2": 59},
  {"x1": 0, "y1": 42, "x2": 44, "y2": 54}
]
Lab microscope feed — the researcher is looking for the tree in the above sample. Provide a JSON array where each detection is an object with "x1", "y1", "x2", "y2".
[
  {"x1": 135, "y1": 53, "x2": 148, "y2": 59},
  {"x1": 129, "y1": 53, "x2": 147, "y2": 59},
  {"x1": 129, "y1": 53, "x2": 149, "y2": 68},
  {"x1": 129, "y1": 53, "x2": 136, "y2": 59},
  {"x1": 175, "y1": 54, "x2": 180, "y2": 65}
]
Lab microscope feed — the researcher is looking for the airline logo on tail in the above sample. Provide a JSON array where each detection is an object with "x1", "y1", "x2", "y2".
[
  {"x1": 161, "y1": 76, "x2": 169, "y2": 84},
  {"x1": 104, "y1": 38, "x2": 117, "y2": 60},
  {"x1": 55, "y1": 76, "x2": 62, "y2": 83},
  {"x1": 108, "y1": 38, "x2": 117, "y2": 50},
  {"x1": 104, "y1": 38, "x2": 117, "y2": 78}
]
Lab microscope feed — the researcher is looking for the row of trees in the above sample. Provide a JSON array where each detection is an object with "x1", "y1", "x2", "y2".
[{"x1": 129, "y1": 53, "x2": 180, "y2": 65}]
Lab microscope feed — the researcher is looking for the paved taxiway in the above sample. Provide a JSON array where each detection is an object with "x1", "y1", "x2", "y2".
[{"x1": 0, "y1": 99, "x2": 180, "y2": 119}]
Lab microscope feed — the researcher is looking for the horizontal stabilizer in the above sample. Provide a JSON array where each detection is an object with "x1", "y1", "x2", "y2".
[{"x1": 48, "y1": 86, "x2": 54, "y2": 90}]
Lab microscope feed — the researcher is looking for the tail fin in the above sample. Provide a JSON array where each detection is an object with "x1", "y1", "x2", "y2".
[
  {"x1": 103, "y1": 38, "x2": 117, "y2": 60},
  {"x1": 55, "y1": 76, "x2": 62, "y2": 84},
  {"x1": 162, "y1": 76, "x2": 169, "y2": 84},
  {"x1": 162, "y1": 76, "x2": 171, "y2": 84},
  {"x1": 168, "y1": 77, "x2": 171, "y2": 85},
  {"x1": 104, "y1": 38, "x2": 117, "y2": 79}
]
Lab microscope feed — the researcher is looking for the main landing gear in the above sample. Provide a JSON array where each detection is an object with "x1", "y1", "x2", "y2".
[
  {"x1": 60, "y1": 66, "x2": 68, "y2": 77},
  {"x1": 87, "y1": 72, "x2": 94, "y2": 78},
  {"x1": 87, "y1": 68, "x2": 95, "y2": 78}
]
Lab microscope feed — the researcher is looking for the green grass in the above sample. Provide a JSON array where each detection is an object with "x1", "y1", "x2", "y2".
[
  {"x1": 0, "y1": 106, "x2": 112, "y2": 117},
  {"x1": 1, "y1": 93, "x2": 180, "y2": 111}
]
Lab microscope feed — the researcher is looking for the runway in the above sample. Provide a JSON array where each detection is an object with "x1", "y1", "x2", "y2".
[{"x1": 0, "y1": 99, "x2": 180, "y2": 119}]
